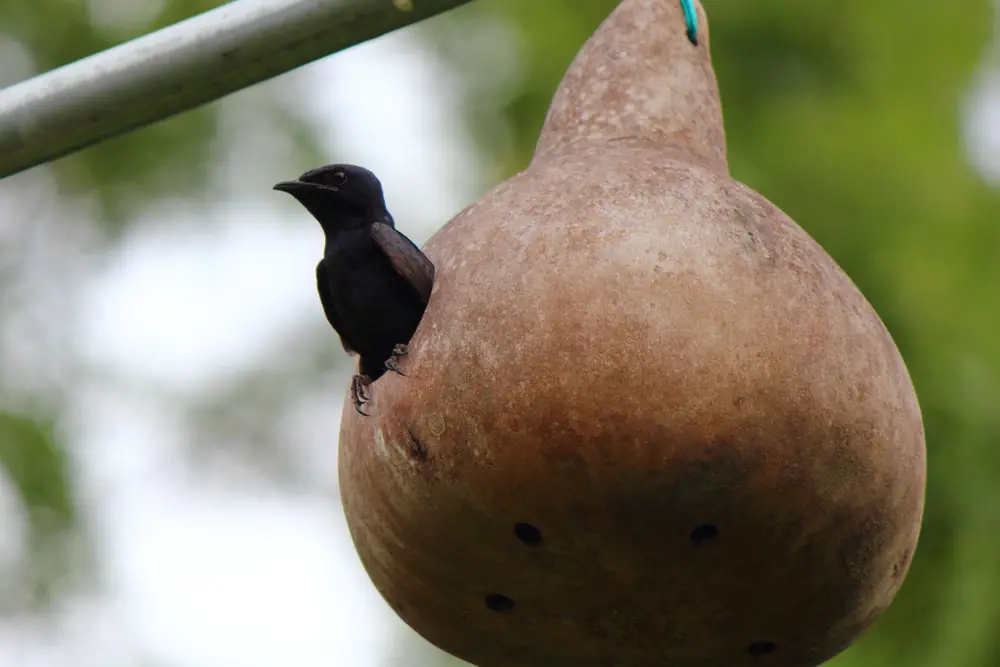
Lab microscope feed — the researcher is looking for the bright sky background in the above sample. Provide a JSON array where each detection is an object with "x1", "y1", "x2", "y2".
[
  {"x1": 0, "y1": 6, "x2": 998, "y2": 667},
  {"x1": 0, "y1": 27, "x2": 476, "y2": 667}
]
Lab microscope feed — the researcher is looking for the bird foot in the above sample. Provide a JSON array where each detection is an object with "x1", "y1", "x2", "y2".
[
  {"x1": 384, "y1": 343, "x2": 409, "y2": 376},
  {"x1": 351, "y1": 374, "x2": 372, "y2": 416}
]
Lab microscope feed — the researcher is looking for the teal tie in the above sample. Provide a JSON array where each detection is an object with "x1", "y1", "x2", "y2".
[{"x1": 679, "y1": 0, "x2": 698, "y2": 45}]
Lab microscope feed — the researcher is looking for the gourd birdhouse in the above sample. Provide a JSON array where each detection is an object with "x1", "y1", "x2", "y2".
[{"x1": 338, "y1": 1, "x2": 926, "y2": 666}]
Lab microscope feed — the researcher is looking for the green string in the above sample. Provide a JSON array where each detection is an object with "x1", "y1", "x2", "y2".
[{"x1": 679, "y1": 0, "x2": 698, "y2": 45}]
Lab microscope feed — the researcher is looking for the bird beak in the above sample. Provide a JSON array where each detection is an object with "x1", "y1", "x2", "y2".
[
  {"x1": 273, "y1": 180, "x2": 338, "y2": 195},
  {"x1": 273, "y1": 180, "x2": 308, "y2": 193}
]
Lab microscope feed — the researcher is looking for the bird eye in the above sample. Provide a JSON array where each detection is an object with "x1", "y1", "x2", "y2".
[{"x1": 330, "y1": 171, "x2": 347, "y2": 186}]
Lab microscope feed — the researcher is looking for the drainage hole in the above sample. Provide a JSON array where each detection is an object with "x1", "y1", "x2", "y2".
[
  {"x1": 484, "y1": 594, "x2": 515, "y2": 613},
  {"x1": 690, "y1": 524, "x2": 718, "y2": 546},
  {"x1": 514, "y1": 522, "x2": 542, "y2": 545},
  {"x1": 747, "y1": 641, "x2": 776, "y2": 658}
]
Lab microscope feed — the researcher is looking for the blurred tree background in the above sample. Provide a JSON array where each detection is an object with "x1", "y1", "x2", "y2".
[{"x1": 1, "y1": 0, "x2": 999, "y2": 665}]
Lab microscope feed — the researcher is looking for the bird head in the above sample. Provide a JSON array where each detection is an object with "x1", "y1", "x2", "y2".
[{"x1": 273, "y1": 163, "x2": 392, "y2": 231}]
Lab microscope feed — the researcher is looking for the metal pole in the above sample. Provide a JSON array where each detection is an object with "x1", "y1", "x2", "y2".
[{"x1": 0, "y1": 0, "x2": 473, "y2": 179}]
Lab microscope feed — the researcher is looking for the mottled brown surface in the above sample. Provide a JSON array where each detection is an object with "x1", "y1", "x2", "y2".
[{"x1": 337, "y1": 1, "x2": 926, "y2": 666}]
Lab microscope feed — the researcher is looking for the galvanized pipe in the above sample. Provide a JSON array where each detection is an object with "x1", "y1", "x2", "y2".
[{"x1": 0, "y1": 0, "x2": 473, "y2": 178}]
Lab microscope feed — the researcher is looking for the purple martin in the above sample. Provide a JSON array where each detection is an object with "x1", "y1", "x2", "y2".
[{"x1": 274, "y1": 164, "x2": 434, "y2": 415}]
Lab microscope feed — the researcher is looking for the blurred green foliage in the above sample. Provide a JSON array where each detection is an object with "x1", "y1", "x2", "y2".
[
  {"x1": 0, "y1": 412, "x2": 74, "y2": 535},
  {"x1": 0, "y1": 409, "x2": 84, "y2": 608},
  {"x1": 0, "y1": 0, "x2": 229, "y2": 610},
  {"x1": 1, "y1": 0, "x2": 999, "y2": 665}
]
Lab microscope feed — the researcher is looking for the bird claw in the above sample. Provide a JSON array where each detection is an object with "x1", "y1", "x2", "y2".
[
  {"x1": 385, "y1": 343, "x2": 409, "y2": 376},
  {"x1": 351, "y1": 375, "x2": 372, "y2": 416}
]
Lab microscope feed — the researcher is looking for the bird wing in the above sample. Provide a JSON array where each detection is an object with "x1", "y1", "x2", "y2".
[
  {"x1": 316, "y1": 259, "x2": 354, "y2": 354},
  {"x1": 370, "y1": 221, "x2": 435, "y2": 305}
]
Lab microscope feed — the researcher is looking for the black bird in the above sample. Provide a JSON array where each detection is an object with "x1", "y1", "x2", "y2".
[{"x1": 274, "y1": 164, "x2": 435, "y2": 415}]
